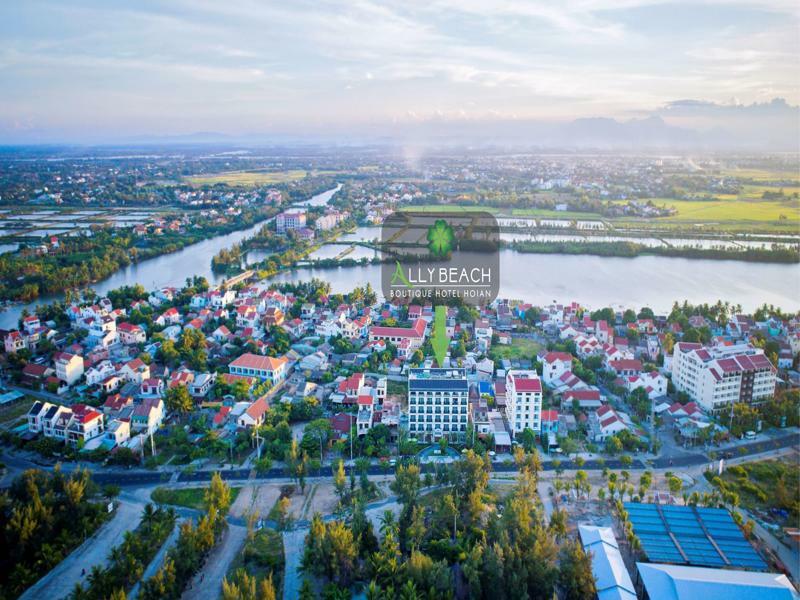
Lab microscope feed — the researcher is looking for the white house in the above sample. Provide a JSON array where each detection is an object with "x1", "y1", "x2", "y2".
[
  {"x1": 237, "y1": 397, "x2": 269, "y2": 428},
  {"x1": 589, "y1": 405, "x2": 629, "y2": 442},
  {"x1": 53, "y1": 352, "x2": 84, "y2": 386},
  {"x1": 542, "y1": 351, "x2": 573, "y2": 387},
  {"x1": 86, "y1": 360, "x2": 116, "y2": 386},
  {"x1": 625, "y1": 371, "x2": 668, "y2": 399}
]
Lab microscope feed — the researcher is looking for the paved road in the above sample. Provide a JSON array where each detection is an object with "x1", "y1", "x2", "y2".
[
  {"x1": 282, "y1": 528, "x2": 308, "y2": 600},
  {"x1": 51, "y1": 429, "x2": 799, "y2": 490},
  {"x1": 181, "y1": 524, "x2": 247, "y2": 600},
  {"x1": 4, "y1": 430, "x2": 796, "y2": 491},
  {"x1": 21, "y1": 500, "x2": 143, "y2": 600},
  {"x1": 745, "y1": 509, "x2": 800, "y2": 582}
]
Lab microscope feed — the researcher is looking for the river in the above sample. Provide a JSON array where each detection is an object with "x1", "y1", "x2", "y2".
[
  {"x1": 0, "y1": 186, "x2": 341, "y2": 329},
  {"x1": 3, "y1": 186, "x2": 799, "y2": 328},
  {"x1": 267, "y1": 250, "x2": 800, "y2": 313}
]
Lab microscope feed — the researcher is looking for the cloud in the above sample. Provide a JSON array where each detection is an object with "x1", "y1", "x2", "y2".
[{"x1": 0, "y1": 0, "x2": 798, "y2": 141}]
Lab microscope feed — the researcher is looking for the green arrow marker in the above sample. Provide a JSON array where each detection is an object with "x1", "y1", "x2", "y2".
[{"x1": 431, "y1": 305, "x2": 451, "y2": 367}]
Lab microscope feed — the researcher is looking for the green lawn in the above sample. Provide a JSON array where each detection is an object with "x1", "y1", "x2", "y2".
[
  {"x1": 719, "y1": 168, "x2": 800, "y2": 184},
  {"x1": 489, "y1": 337, "x2": 543, "y2": 362},
  {"x1": 627, "y1": 197, "x2": 800, "y2": 224},
  {"x1": 151, "y1": 485, "x2": 241, "y2": 511},
  {"x1": 402, "y1": 196, "x2": 800, "y2": 233},
  {"x1": 185, "y1": 169, "x2": 317, "y2": 186}
]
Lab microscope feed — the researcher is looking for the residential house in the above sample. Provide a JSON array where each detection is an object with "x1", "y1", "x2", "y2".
[
  {"x1": 119, "y1": 358, "x2": 150, "y2": 384},
  {"x1": 65, "y1": 404, "x2": 105, "y2": 446},
  {"x1": 589, "y1": 405, "x2": 628, "y2": 442},
  {"x1": 608, "y1": 359, "x2": 643, "y2": 377},
  {"x1": 542, "y1": 351, "x2": 573, "y2": 386},
  {"x1": 140, "y1": 378, "x2": 165, "y2": 399},
  {"x1": 238, "y1": 397, "x2": 269, "y2": 428},
  {"x1": 131, "y1": 398, "x2": 165, "y2": 435},
  {"x1": 105, "y1": 419, "x2": 131, "y2": 447},
  {"x1": 53, "y1": 351, "x2": 84, "y2": 386},
  {"x1": 86, "y1": 360, "x2": 116, "y2": 386},
  {"x1": 117, "y1": 322, "x2": 146, "y2": 345},
  {"x1": 4, "y1": 331, "x2": 28, "y2": 354},
  {"x1": 369, "y1": 318, "x2": 426, "y2": 350},
  {"x1": 228, "y1": 353, "x2": 288, "y2": 385}
]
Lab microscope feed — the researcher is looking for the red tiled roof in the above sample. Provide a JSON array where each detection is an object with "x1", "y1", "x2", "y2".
[
  {"x1": 563, "y1": 389, "x2": 600, "y2": 400},
  {"x1": 541, "y1": 409, "x2": 559, "y2": 422},
  {"x1": 229, "y1": 353, "x2": 287, "y2": 371},
  {"x1": 244, "y1": 398, "x2": 269, "y2": 420},
  {"x1": 370, "y1": 318, "x2": 426, "y2": 339},
  {"x1": 609, "y1": 359, "x2": 642, "y2": 371},
  {"x1": 544, "y1": 351, "x2": 573, "y2": 363},
  {"x1": 512, "y1": 376, "x2": 542, "y2": 393}
]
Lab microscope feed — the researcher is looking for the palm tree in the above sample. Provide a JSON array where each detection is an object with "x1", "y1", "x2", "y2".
[
  {"x1": 379, "y1": 510, "x2": 396, "y2": 537},
  {"x1": 141, "y1": 503, "x2": 156, "y2": 531}
]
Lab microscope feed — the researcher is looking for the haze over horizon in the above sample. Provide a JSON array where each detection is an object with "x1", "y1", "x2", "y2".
[{"x1": 1, "y1": 0, "x2": 799, "y2": 148}]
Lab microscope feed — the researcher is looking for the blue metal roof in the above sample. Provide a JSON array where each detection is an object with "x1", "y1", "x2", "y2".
[{"x1": 624, "y1": 502, "x2": 767, "y2": 571}]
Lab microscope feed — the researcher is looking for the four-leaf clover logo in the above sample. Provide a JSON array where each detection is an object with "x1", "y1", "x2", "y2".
[{"x1": 427, "y1": 219, "x2": 455, "y2": 257}]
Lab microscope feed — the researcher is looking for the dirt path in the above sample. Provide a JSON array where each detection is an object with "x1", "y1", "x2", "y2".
[
  {"x1": 21, "y1": 500, "x2": 143, "y2": 600},
  {"x1": 180, "y1": 524, "x2": 247, "y2": 600}
]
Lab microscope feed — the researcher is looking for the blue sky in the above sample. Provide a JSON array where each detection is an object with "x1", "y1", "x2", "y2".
[{"x1": 0, "y1": 0, "x2": 797, "y2": 142}]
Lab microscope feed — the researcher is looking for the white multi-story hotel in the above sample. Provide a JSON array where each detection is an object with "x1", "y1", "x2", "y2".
[
  {"x1": 671, "y1": 342, "x2": 776, "y2": 414},
  {"x1": 407, "y1": 368, "x2": 469, "y2": 442},
  {"x1": 505, "y1": 369, "x2": 543, "y2": 435},
  {"x1": 276, "y1": 209, "x2": 307, "y2": 234}
]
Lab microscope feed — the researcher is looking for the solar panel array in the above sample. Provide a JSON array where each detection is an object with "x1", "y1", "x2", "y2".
[{"x1": 624, "y1": 503, "x2": 767, "y2": 571}]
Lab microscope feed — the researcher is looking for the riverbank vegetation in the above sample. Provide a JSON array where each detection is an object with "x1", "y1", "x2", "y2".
[
  {"x1": 509, "y1": 239, "x2": 800, "y2": 263},
  {"x1": 0, "y1": 467, "x2": 112, "y2": 599},
  {"x1": 0, "y1": 206, "x2": 279, "y2": 302}
]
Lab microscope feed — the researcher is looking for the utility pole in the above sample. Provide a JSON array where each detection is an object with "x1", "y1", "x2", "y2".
[
  {"x1": 253, "y1": 427, "x2": 263, "y2": 460},
  {"x1": 650, "y1": 396, "x2": 656, "y2": 455}
]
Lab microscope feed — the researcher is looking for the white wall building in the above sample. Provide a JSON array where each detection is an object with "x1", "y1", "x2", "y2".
[
  {"x1": 671, "y1": 342, "x2": 776, "y2": 413},
  {"x1": 407, "y1": 368, "x2": 469, "y2": 442},
  {"x1": 542, "y1": 351, "x2": 573, "y2": 386},
  {"x1": 505, "y1": 369, "x2": 543, "y2": 435}
]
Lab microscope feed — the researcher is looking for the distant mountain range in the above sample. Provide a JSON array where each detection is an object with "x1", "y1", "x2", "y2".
[{"x1": 2, "y1": 98, "x2": 798, "y2": 150}]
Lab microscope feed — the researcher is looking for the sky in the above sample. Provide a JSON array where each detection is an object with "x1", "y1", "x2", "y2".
[{"x1": 0, "y1": 0, "x2": 798, "y2": 144}]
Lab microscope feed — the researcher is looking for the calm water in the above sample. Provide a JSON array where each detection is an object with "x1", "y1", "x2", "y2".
[
  {"x1": 0, "y1": 186, "x2": 340, "y2": 328},
  {"x1": 294, "y1": 183, "x2": 343, "y2": 207},
  {"x1": 268, "y1": 250, "x2": 800, "y2": 313},
  {"x1": 2, "y1": 182, "x2": 799, "y2": 327}
]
